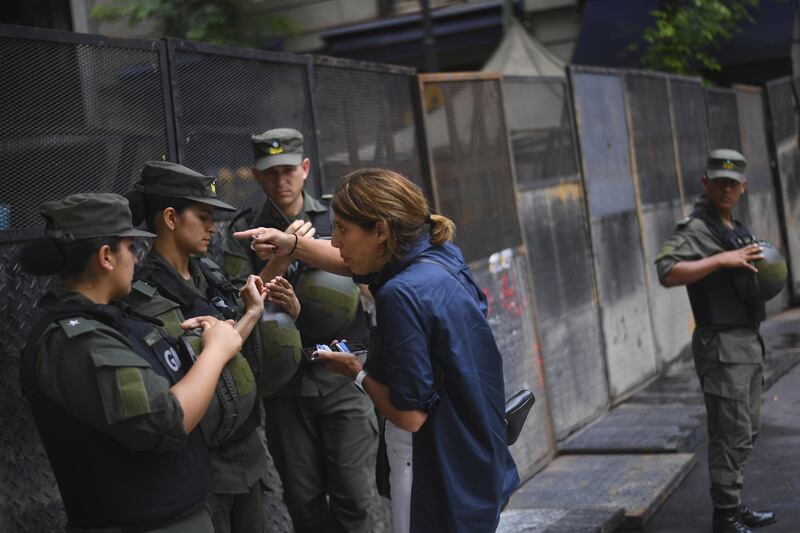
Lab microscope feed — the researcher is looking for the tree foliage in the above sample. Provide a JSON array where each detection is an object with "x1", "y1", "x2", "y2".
[
  {"x1": 638, "y1": 0, "x2": 760, "y2": 76},
  {"x1": 90, "y1": 0, "x2": 297, "y2": 48}
]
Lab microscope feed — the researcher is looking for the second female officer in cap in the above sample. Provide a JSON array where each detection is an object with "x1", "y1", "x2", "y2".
[
  {"x1": 124, "y1": 161, "x2": 301, "y2": 533},
  {"x1": 20, "y1": 193, "x2": 243, "y2": 532}
]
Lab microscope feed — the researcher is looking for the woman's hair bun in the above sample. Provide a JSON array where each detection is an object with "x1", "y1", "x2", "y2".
[{"x1": 19, "y1": 237, "x2": 65, "y2": 276}]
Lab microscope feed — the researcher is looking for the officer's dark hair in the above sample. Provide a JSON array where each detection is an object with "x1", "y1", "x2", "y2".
[
  {"x1": 332, "y1": 168, "x2": 456, "y2": 260},
  {"x1": 126, "y1": 190, "x2": 193, "y2": 232},
  {"x1": 20, "y1": 236, "x2": 122, "y2": 279}
]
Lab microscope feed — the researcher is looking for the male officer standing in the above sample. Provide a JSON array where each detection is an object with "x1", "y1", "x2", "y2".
[
  {"x1": 656, "y1": 149, "x2": 776, "y2": 533},
  {"x1": 224, "y1": 129, "x2": 377, "y2": 533}
]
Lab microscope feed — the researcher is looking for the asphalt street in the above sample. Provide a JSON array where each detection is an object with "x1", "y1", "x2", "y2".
[{"x1": 644, "y1": 347, "x2": 800, "y2": 532}]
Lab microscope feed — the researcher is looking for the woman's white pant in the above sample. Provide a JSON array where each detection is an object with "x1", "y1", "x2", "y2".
[{"x1": 385, "y1": 420, "x2": 413, "y2": 533}]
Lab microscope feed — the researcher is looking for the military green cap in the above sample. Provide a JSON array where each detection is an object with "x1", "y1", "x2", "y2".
[
  {"x1": 134, "y1": 161, "x2": 236, "y2": 211},
  {"x1": 251, "y1": 128, "x2": 304, "y2": 170},
  {"x1": 707, "y1": 149, "x2": 746, "y2": 183},
  {"x1": 42, "y1": 193, "x2": 155, "y2": 243}
]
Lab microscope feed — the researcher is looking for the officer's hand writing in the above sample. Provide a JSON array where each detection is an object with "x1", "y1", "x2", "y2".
[
  {"x1": 286, "y1": 219, "x2": 316, "y2": 239},
  {"x1": 314, "y1": 350, "x2": 362, "y2": 379},
  {"x1": 717, "y1": 243, "x2": 764, "y2": 272},
  {"x1": 240, "y1": 274, "x2": 267, "y2": 314},
  {"x1": 233, "y1": 227, "x2": 291, "y2": 260},
  {"x1": 265, "y1": 276, "x2": 301, "y2": 319}
]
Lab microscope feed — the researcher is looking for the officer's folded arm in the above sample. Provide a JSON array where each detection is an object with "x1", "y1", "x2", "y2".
[{"x1": 661, "y1": 246, "x2": 762, "y2": 287}]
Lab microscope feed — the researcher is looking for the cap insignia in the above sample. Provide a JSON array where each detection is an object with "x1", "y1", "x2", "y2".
[
  {"x1": 268, "y1": 140, "x2": 284, "y2": 155},
  {"x1": 722, "y1": 160, "x2": 735, "y2": 170},
  {"x1": 210, "y1": 179, "x2": 217, "y2": 194}
]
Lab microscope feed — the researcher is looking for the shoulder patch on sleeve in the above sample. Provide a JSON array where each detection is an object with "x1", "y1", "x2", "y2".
[
  {"x1": 57, "y1": 317, "x2": 96, "y2": 339},
  {"x1": 132, "y1": 279, "x2": 157, "y2": 298},
  {"x1": 115, "y1": 367, "x2": 152, "y2": 419}
]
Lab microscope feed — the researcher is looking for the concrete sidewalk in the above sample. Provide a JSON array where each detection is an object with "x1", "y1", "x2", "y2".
[{"x1": 500, "y1": 308, "x2": 800, "y2": 533}]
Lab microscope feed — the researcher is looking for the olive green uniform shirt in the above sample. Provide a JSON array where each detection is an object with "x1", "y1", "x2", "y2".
[
  {"x1": 34, "y1": 287, "x2": 189, "y2": 452},
  {"x1": 127, "y1": 251, "x2": 269, "y2": 494},
  {"x1": 224, "y1": 193, "x2": 353, "y2": 397},
  {"x1": 655, "y1": 204, "x2": 762, "y2": 364}
]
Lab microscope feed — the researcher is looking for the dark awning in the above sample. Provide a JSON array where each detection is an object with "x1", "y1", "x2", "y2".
[{"x1": 322, "y1": 0, "x2": 509, "y2": 68}]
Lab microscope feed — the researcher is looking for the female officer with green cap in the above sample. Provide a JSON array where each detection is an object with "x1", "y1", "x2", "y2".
[
  {"x1": 124, "y1": 161, "x2": 301, "y2": 533},
  {"x1": 20, "y1": 192, "x2": 243, "y2": 532}
]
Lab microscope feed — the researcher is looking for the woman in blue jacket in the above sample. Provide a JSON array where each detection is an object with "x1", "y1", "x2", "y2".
[{"x1": 236, "y1": 168, "x2": 519, "y2": 533}]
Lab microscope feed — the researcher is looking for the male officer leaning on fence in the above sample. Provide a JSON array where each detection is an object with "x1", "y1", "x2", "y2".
[
  {"x1": 223, "y1": 128, "x2": 377, "y2": 533},
  {"x1": 655, "y1": 149, "x2": 776, "y2": 533}
]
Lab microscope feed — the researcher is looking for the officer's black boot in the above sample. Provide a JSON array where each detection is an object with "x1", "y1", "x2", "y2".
[
  {"x1": 713, "y1": 507, "x2": 753, "y2": 533},
  {"x1": 739, "y1": 505, "x2": 776, "y2": 528}
]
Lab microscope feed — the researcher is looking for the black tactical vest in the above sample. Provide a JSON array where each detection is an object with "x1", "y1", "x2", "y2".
[
  {"x1": 135, "y1": 257, "x2": 261, "y2": 439},
  {"x1": 20, "y1": 295, "x2": 213, "y2": 531},
  {"x1": 686, "y1": 208, "x2": 766, "y2": 329}
]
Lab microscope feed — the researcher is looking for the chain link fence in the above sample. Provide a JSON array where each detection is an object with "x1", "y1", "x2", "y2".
[{"x1": 503, "y1": 75, "x2": 606, "y2": 441}]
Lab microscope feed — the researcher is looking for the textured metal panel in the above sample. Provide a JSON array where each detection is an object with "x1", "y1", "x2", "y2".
[
  {"x1": 497, "y1": 508, "x2": 625, "y2": 533},
  {"x1": 639, "y1": 205, "x2": 693, "y2": 365},
  {"x1": 517, "y1": 187, "x2": 607, "y2": 438},
  {"x1": 670, "y1": 78, "x2": 709, "y2": 205},
  {"x1": 571, "y1": 69, "x2": 658, "y2": 399},
  {"x1": 560, "y1": 403, "x2": 705, "y2": 453},
  {"x1": 0, "y1": 32, "x2": 171, "y2": 234},
  {"x1": 0, "y1": 246, "x2": 63, "y2": 532},
  {"x1": 736, "y1": 88, "x2": 790, "y2": 312},
  {"x1": 471, "y1": 249, "x2": 554, "y2": 481},
  {"x1": 706, "y1": 88, "x2": 750, "y2": 225},
  {"x1": 503, "y1": 76, "x2": 606, "y2": 439},
  {"x1": 626, "y1": 73, "x2": 691, "y2": 366},
  {"x1": 419, "y1": 76, "x2": 522, "y2": 263},
  {"x1": 168, "y1": 40, "x2": 320, "y2": 204},
  {"x1": 570, "y1": 72, "x2": 636, "y2": 217},
  {"x1": 766, "y1": 78, "x2": 800, "y2": 298},
  {"x1": 312, "y1": 60, "x2": 428, "y2": 197},
  {"x1": 507, "y1": 454, "x2": 697, "y2": 529}
]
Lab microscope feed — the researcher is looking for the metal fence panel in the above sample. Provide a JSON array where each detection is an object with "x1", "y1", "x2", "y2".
[
  {"x1": 312, "y1": 56, "x2": 429, "y2": 197},
  {"x1": 570, "y1": 67, "x2": 658, "y2": 400},
  {"x1": 669, "y1": 78, "x2": 709, "y2": 210},
  {"x1": 706, "y1": 88, "x2": 750, "y2": 225},
  {"x1": 418, "y1": 75, "x2": 522, "y2": 263},
  {"x1": 0, "y1": 27, "x2": 172, "y2": 238},
  {"x1": 625, "y1": 72, "x2": 692, "y2": 367},
  {"x1": 167, "y1": 39, "x2": 321, "y2": 206},
  {"x1": 0, "y1": 26, "x2": 174, "y2": 532},
  {"x1": 419, "y1": 73, "x2": 553, "y2": 478},
  {"x1": 736, "y1": 86, "x2": 789, "y2": 313},
  {"x1": 503, "y1": 76, "x2": 607, "y2": 439},
  {"x1": 471, "y1": 250, "x2": 554, "y2": 481},
  {"x1": 766, "y1": 77, "x2": 800, "y2": 299}
]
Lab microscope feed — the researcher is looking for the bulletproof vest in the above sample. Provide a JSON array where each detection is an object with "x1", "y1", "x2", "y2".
[
  {"x1": 135, "y1": 257, "x2": 260, "y2": 444},
  {"x1": 686, "y1": 208, "x2": 766, "y2": 329},
  {"x1": 20, "y1": 295, "x2": 213, "y2": 531}
]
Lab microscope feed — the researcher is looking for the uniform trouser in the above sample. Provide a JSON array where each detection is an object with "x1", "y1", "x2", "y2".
[
  {"x1": 264, "y1": 384, "x2": 379, "y2": 533},
  {"x1": 694, "y1": 357, "x2": 763, "y2": 509},
  {"x1": 208, "y1": 480, "x2": 270, "y2": 533}
]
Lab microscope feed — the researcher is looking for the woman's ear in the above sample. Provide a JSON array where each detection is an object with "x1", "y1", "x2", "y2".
[
  {"x1": 97, "y1": 244, "x2": 115, "y2": 273},
  {"x1": 374, "y1": 219, "x2": 388, "y2": 244},
  {"x1": 161, "y1": 207, "x2": 177, "y2": 231}
]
